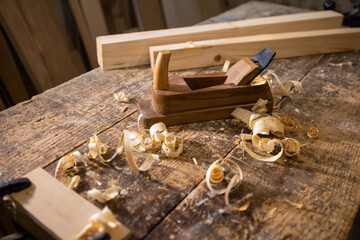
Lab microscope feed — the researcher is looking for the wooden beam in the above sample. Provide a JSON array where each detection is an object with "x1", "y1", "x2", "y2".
[
  {"x1": 10, "y1": 168, "x2": 131, "y2": 240},
  {"x1": 69, "y1": 0, "x2": 108, "y2": 69},
  {"x1": 96, "y1": 11, "x2": 343, "y2": 70},
  {"x1": 150, "y1": 28, "x2": 360, "y2": 71}
]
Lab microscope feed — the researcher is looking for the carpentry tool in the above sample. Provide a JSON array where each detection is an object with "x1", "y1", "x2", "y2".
[
  {"x1": 138, "y1": 48, "x2": 275, "y2": 128},
  {"x1": 0, "y1": 177, "x2": 31, "y2": 198},
  {"x1": 0, "y1": 173, "x2": 118, "y2": 240}
]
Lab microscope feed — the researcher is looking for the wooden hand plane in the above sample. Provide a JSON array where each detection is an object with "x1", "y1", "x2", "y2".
[{"x1": 138, "y1": 48, "x2": 276, "y2": 128}]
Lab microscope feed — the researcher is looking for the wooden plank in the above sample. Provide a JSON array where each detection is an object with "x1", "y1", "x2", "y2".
[
  {"x1": 10, "y1": 168, "x2": 130, "y2": 239},
  {"x1": 0, "y1": 0, "x2": 86, "y2": 92},
  {"x1": 150, "y1": 28, "x2": 360, "y2": 71},
  {"x1": 97, "y1": 10, "x2": 343, "y2": 70},
  {"x1": 70, "y1": 0, "x2": 108, "y2": 69},
  {"x1": 132, "y1": 0, "x2": 165, "y2": 31},
  {"x1": 145, "y1": 51, "x2": 360, "y2": 240}
]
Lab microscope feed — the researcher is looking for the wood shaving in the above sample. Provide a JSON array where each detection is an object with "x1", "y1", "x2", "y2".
[
  {"x1": 68, "y1": 175, "x2": 80, "y2": 189},
  {"x1": 263, "y1": 71, "x2": 303, "y2": 97},
  {"x1": 307, "y1": 127, "x2": 319, "y2": 139},
  {"x1": 285, "y1": 199, "x2": 303, "y2": 209},
  {"x1": 192, "y1": 157, "x2": 198, "y2": 166},
  {"x1": 113, "y1": 92, "x2": 129, "y2": 103},
  {"x1": 282, "y1": 138, "x2": 300, "y2": 157},
  {"x1": 209, "y1": 164, "x2": 224, "y2": 183},
  {"x1": 231, "y1": 108, "x2": 252, "y2": 126},
  {"x1": 206, "y1": 159, "x2": 243, "y2": 195},
  {"x1": 241, "y1": 134, "x2": 284, "y2": 162},
  {"x1": 121, "y1": 106, "x2": 128, "y2": 112},
  {"x1": 76, "y1": 206, "x2": 122, "y2": 240},
  {"x1": 55, "y1": 151, "x2": 87, "y2": 179},
  {"x1": 274, "y1": 114, "x2": 301, "y2": 132},
  {"x1": 87, "y1": 186, "x2": 120, "y2": 203},
  {"x1": 123, "y1": 130, "x2": 159, "y2": 171},
  {"x1": 251, "y1": 98, "x2": 268, "y2": 114},
  {"x1": 86, "y1": 134, "x2": 123, "y2": 163},
  {"x1": 225, "y1": 179, "x2": 252, "y2": 212},
  {"x1": 206, "y1": 159, "x2": 252, "y2": 211},
  {"x1": 232, "y1": 106, "x2": 301, "y2": 162},
  {"x1": 86, "y1": 135, "x2": 110, "y2": 160},
  {"x1": 222, "y1": 60, "x2": 231, "y2": 72}
]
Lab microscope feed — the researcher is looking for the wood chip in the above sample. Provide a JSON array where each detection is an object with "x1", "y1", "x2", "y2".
[
  {"x1": 68, "y1": 175, "x2": 80, "y2": 189},
  {"x1": 113, "y1": 92, "x2": 129, "y2": 103},
  {"x1": 76, "y1": 206, "x2": 124, "y2": 240},
  {"x1": 55, "y1": 151, "x2": 87, "y2": 179},
  {"x1": 285, "y1": 199, "x2": 303, "y2": 209},
  {"x1": 307, "y1": 127, "x2": 319, "y2": 139},
  {"x1": 87, "y1": 186, "x2": 120, "y2": 203}
]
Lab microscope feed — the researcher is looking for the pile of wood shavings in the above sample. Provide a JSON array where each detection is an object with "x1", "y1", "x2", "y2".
[
  {"x1": 54, "y1": 116, "x2": 183, "y2": 191},
  {"x1": 205, "y1": 70, "x2": 306, "y2": 211}
]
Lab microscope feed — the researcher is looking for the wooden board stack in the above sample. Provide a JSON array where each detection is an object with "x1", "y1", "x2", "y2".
[{"x1": 95, "y1": 10, "x2": 360, "y2": 71}]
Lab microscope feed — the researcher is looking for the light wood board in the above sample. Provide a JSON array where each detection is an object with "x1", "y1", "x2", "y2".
[
  {"x1": 96, "y1": 11, "x2": 342, "y2": 70},
  {"x1": 150, "y1": 28, "x2": 360, "y2": 71},
  {"x1": 10, "y1": 168, "x2": 131, "y2": 240}
]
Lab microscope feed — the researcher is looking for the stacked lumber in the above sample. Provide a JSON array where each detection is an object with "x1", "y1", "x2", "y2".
[
  {"x1": 150, "y1": 28, "x2": 360, "y2": 71},
  {"x1": 0, "y1": 0, "x2": 86, "y2": 93},
  {"x1": 96, "y1": 11, "x2": 343, "y2": 70},
  {"x1": 69, "y1": 0, "x2": 108, "y2": 69}
]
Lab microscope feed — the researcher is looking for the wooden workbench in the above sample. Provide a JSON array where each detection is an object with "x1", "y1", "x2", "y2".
[{"x1": 1, "y1": 2, "x2": 359, "y2": 239}]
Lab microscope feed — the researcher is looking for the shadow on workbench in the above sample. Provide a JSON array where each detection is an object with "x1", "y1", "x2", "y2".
[{"x1": 348, "y1": 208, "x2": 360, "y2": 240}]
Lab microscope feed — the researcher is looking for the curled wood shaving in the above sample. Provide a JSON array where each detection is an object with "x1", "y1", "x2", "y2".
[
  {"x1": 87, "y1": 134, "x2": 123, "y2": 163},
  {"x1": 87, "y1": 186, "x2": 120, "y2": 203},
  {"x1": 251, "y1": 98, "x2": 268, "y2": 114},
  {"x1": 86, "y1": 135, "x2": 109, "y2": 160},
  {"x1": 123, "y1": 130, "x2": 159, "y2": 171},
  {"x1": 307, "y1": 127, "x2": 319, "y2": 139},
  {"x1": 113, "y1": 92, "x2": 129, "y2": 103},
  {"x1": 161, "y1": 133, "x2": 183, "y2": 158},
  {"x1": 222, "y1": 60, "x2": 231, "y2": 72},
  {"x1": 68, "y1": 175, "x2": 80, "y2": 189},
  {"x1": 263, "y1": 71, "x2": 303, "y2": 97},
  {"x1": 206, "y1": 159, "x2": 243, "y2": 195},
  {"x1": 225, "y1": 176, "x2": 252, "y2": 212},
  {"x1": 209, "y1": 164, "x2": 224, "y2": 183},
  {"x1": 55, "y1": 151, "x2": 87, "y2": 179},
  {"x1": 282, "y1": 138, "x2": 300, "y2": 157},
  {"x1": 252, "y1": 116, "x2": 284, "y2": 138},
  {"x1": 241, "y1": 134, "x2": 284, "y2": 162},
  {"x1": 231, "y1": 108, "x2": 252, "y2": 126},
  {"x1": 233, "y1": 107, "x2": 300, "y2": 162},
  {"x1": 76, "y1": 206, "x2": 121, "y2": 240}
]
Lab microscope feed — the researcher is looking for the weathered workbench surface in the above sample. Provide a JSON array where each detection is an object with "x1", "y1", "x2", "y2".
[{"x1": 1, "y1": 2, "x2": 359, "y2": 239}]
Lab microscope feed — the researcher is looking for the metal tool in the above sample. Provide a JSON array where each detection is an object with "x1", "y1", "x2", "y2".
[{"x1": 0, "y1": 178, "x2": 31, "y2": 198}]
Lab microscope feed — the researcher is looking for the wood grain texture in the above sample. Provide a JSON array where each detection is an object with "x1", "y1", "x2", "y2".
[
  {"x1": 0, "y1": 0, "x2": 86, "y2": 92},
  {"x1": 70, "y1": 0, "x2": 108, "y2": 69},
  {"x1": 97, "y1": 10, "x2": 342, "y2": 70},
  {"x1": 145, "y1": 51, "x2": 360, "y2": 240},
  {"x1": 150, "y1": 28, "x2": 360, "y2": 71},
  {"x1": 10, "y1": 168, "x2": 130, "y2": 240},
  {"x1": 1, "y1": 2, "x2": 359, "y2": 240}
]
